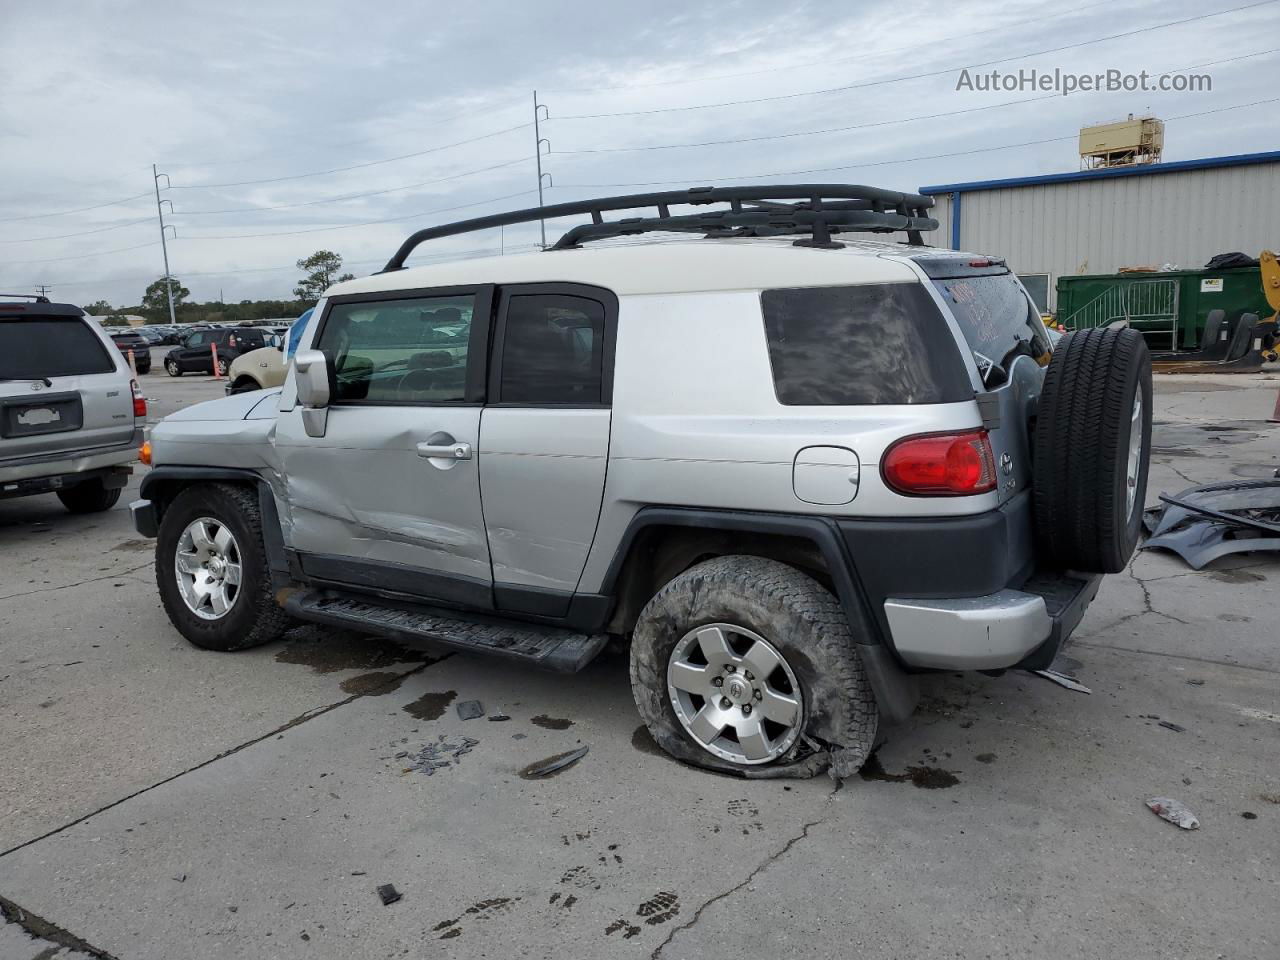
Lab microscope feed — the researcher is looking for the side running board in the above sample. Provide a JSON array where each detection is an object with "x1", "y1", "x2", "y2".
[{"x1": 282, "y1": 590, "x2": 609, "y2": 674}]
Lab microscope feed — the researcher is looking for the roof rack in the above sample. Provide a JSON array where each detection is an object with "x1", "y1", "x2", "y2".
[
  {"x1": 0, "y1": 293, "x2": 51, "y2": 303},
  {"x1": 382, "y1": 184, "x2": 937, "y2": 272}
]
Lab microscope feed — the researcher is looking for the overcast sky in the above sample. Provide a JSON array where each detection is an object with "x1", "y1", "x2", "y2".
[{"x1": 1, "y1": 0, "x2": 1276, "y2": 309}]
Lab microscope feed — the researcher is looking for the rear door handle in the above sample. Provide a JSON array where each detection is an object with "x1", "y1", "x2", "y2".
[{"x1": 416, "y1": 439, "x2": 472, "y2": 460}]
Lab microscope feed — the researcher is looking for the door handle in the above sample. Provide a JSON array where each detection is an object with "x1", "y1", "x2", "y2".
[{"x1": 417, "y1": 439, "x2": 472, "y2": 460}]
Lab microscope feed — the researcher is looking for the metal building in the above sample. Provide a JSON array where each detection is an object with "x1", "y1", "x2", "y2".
[{"x1": 919, "y1": 150, "x2": 1280, "y2": 313}]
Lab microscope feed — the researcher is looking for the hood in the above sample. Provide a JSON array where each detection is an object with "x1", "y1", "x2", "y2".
[{"x1": 162, "y1": 389, "x2": 281, "y2": 423}]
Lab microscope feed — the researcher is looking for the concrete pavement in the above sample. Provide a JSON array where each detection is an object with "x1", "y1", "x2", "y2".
[{"x1": 2, "y1": 368, "x2": 1277, "y2": 959}]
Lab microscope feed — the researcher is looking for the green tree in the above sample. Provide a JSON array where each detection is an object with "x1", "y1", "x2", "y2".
[
  {"x1": 84, "y1": 299, "x2": 114, "y2": 316},
  {"x1": 294, "y1": 250, "x2": 354, "y2": 301},
  {"x1": 141, "y1": 277, "x2": 190, "y2": 321},
  {"x1": 102, "y1": 314, "x2": 130, "y2": 326}
]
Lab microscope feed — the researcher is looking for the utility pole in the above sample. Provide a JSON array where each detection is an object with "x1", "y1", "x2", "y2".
[
  {"x1": 152, "y1": 164, "x2": 177, "y2": 325},
  {"x1": 34, "y1": 284, "x2": 51, "y2": 299},
  {"x1": 533, "y1": 91, "x2": 551, "y2": 250}
]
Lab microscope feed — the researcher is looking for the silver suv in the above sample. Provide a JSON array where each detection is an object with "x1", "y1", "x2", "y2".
[
  {"x1": 130, "y1": 186, "x2": 1152, "y2": 778},
  {"x1": 1, "y1": 296, "x2": 144, "y2": 512}
]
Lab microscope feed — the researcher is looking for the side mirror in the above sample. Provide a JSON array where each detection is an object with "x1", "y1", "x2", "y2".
[{"x1": 294, "y1": 349, "x2": 331, "y2": 438}]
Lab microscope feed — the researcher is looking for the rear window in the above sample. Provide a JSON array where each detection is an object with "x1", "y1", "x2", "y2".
[
  {"x1": 930, "y1": 272, "x2": 1051, "y2": 381},
  {"x1": 0, "y1": 317, "x2": 116, "y2": 379},
  {"x1": 761, "y1": 284, "x2": 972, "y2": 406}
]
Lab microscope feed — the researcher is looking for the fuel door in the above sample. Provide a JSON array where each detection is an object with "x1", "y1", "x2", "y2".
[{"x1": 792, "y1": 445, "x2": 860, "y2": 505}]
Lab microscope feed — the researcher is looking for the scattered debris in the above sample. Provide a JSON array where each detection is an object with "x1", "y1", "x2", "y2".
[
  {"x1": 456, "y1": 699, "x2": 484, "y2": 721},
  {"x1": 512, "y1": 733, "x2": 527, "y2": 740},
  {"x1": 1146, "y1": 797, "x2": 1200, "y2": 830},
  {"x1": 531, "y1": 714, "x2": 574, "y2": 730},
  {"x1": 1186, "y1": 678, "x2": 1206, "y2": 686},
  {"x1": 377, "y1": 884, "x2": 403, "y2": 906},
  {"x1": 1242, "y1": 811, "x2": 1258, "y2": 820},
  {"x1": 401, "y1": 735, "x2": 480, "y2": 775},
  {"x1": 1182, "y1": 777, "x2": 1193, "y2": 786},
  {"x1": 1143, "y1": 479, "x2": 1280, "y2": 569},
  {"x1": 975, "y1": 753, "x2": 997, "y2": 764},
  {"x1": 351, "y1": 871, "x2": 367, "y2": 876},
  {"x1": 1158, "y1": 720, "x2": 1187, "y2": 733},
  {"x1": 519, "y1": 746, "x2": 589, "y2": 779},
  {"x1": 859, "y1": 753, "x2": 960, "y2": 789},
  {"x1": 488, "y1": 714, "x2": 510, "y2": 722},
  {"x1": 1030, "y1": 669, "x2": 1092, "y2": 694},
  {"x1": 172, "y1": 874, "x2": 186, "y2": 883}
]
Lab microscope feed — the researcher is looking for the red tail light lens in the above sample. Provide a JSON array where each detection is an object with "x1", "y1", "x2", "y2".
[
  {"x1": 882, "y1": 430, "x2": 997, "y2": 496},
  {"x1": 131, "y1": 379, "x2": 147, "y2": 418}
]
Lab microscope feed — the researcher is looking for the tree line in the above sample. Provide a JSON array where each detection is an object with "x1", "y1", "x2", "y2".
[{"x1": 86, "y1": 250, "x2": 356, "y2": 324}]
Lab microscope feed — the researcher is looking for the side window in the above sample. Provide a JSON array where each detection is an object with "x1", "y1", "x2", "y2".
[
  {"x1": 499, "y1": 294, "x2": 605, "y2": 405},
  {"x1": 315, "y1": 294, "x2": 475, "y2": 404},
  {"x1": 186, "y1": 332, "x2": 206, "y2": 347}
]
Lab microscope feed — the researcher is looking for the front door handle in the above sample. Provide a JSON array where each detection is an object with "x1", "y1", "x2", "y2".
[{"x1": 417, "y1": 437, "x2": 472, "y2": 460}]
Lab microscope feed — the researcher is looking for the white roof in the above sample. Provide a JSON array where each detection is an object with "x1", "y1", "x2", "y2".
[{"x1": 327, "y1": 236, "x2": 946, "y2": 299}]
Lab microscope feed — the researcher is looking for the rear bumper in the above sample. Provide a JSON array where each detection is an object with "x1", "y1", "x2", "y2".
[
  {"x1": 884, "y1": 572, "x2": 1102, "y2": 670},
  {"x1": 0, "y1": 463, "x2": 132, "y2": 501},
  {"x1": 0, "y1": 432, "x2": 142, "y2": 486}
]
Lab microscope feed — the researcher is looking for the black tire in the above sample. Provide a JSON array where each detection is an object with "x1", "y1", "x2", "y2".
[
  {"x1": 56, "y1": 479, "x2": 121, "y2": 514},
  {"x1": 165, "y1": 359, "x2": 182, "y2": 377},
  {"x1": 630, "y1": 555, "x2": 877, "y2": 779},
  {"x1": 155, "y1": 482, "x2": 290, "y2": 651},
  {"x1": 230, "y1": 378, "x2": 261, "y2": 395},
  {"x1": 215, "y1": 357, "x2": 229, "y2": 377},
  {"x1": 1033, "y1": 327, "x2": 1152, "y2": 573}
]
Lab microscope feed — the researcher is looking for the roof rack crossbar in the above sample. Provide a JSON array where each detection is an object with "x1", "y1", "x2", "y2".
[
  {"x1": 0, "y1": 293, "x2": 51, "y2": 303},
  {"x1": 381, "y1": 184, "x2": 936, "y2": 271}
]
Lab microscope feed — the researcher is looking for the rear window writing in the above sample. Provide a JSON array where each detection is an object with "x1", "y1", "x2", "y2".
[
  {"x1": 0, "y1": 316, "x2": 115, "y2": 380},
  {"x1": 931, "y1": 273, "x2": 1050, "y2": 377},
  {"x1": 760, "y1": 284, "x2": 972, "y2": 406}
]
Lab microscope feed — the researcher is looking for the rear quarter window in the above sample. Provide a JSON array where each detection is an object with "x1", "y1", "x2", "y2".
[
  {"x1": 760, "y1": 283, "x2": 972, "y2": 405},
  {"x1": 0, "y1": 316, "x2": 116, "y2": 379},
  {"x1": 930, "y1": 272, "x2": 1051, "y2": 378}
]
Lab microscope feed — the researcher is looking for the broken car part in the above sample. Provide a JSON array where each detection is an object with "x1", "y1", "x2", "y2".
[{"x1": 1143, "y1": 479, "x2": 1280, "y2": 569}]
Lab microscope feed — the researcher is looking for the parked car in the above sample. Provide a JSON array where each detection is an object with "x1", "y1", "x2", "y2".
[
  {"x1": 130, "y1": 186, "x2": 1152, "y2": 778},
  {"x1": 1, "y1": 296, "x2": 145, "y2": 512},
  {"x1": 225, "y1": 309, "x2": 313, "y2": 394},
  {"x1": 163, "y1": 326, "x2": 268, "y2": 377},
  {"x1": 107, "y1": 328, "x2": 152, "y2": 374}
]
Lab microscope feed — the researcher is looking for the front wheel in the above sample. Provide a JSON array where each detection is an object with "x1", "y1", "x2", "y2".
[
  {"x1": 630, "y1": 556, "x2": 877, "y2": 779},
  {"x1": 165, "y1": 359, "x2": 182, "y2": 377},
  {"x1": 155, "y1": 482, "x2": 290, "y2": 651}
]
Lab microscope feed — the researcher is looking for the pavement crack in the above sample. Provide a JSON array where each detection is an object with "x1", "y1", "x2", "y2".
[
  {"x1": 0, "y1": 659, "x2": 438, "y2": 861},
  {"x1": 650, "y1": 811, "x2": 827, "y2": 958},
  {"x1": 0, "y1": 563, "x2": 151, "y2": 602},
  {"x1": 0, "y1": 893, "x2": 120, "y2": 959},
  {"x1": 1073, "y1": 639, "x2": 1280, "y2": 674}
]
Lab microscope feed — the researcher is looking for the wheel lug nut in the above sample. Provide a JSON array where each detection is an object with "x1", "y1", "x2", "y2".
[
  {"x1": 744, "y1": 671, "x2": 753, "y2": 681},
  {"x1": 720, "y1": 697, "x2": 732, "y2": 710},
  {"x1": 725, "y1": 664, "x2": 736, "y2": 673},
  {"x1": 741, "y1": 704, "x2": 752, "y2": 716},
  {"x1": 754, "y1": 690, "x2": 762, "y2": 701},
  {"x1": 712, "y1": 677, "x2": 723, "y2": 687}
]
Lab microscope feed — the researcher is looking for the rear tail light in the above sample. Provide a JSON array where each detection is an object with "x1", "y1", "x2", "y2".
[
  {"x1": 882, "y1": 430, "x2": 997, "y2": 496},
  {"x1": 131, "y1": 379, "x2": 147, "y2": 418}
]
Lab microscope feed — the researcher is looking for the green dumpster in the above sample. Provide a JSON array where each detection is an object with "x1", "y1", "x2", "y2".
[{"x1": 1055, "y1": 266, "x2": 1269, "y2": 351}]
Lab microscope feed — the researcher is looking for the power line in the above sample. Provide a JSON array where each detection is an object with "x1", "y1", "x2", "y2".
[
  {"x1": 176, "y1": 156, "x2": 530, "y2": 215},
  {"x1": 555, "y1": 0, "x2": 1278, "y2": 119},
  {"x1": 6, "y1": 240, "x2": 162, "y2": 266},
  {"x1": 0, "y1": 216, "x2": 157, "y2": 245},
  {"x1": 169, "y1": 122, "x2": 533, "y2": 189},
  {"x1": 177, "y1": 189, "x2": 538, "y2": 240},
  {"x1": 553, "y1": 47, "x2": 1278, "y2": 155},
  {"x1": 545, "y1": 0, "x2": 1121, "y2": 93},
  {"x1": 555, "y1": 95, "x2": 1280, "y2": 189},
  {"x1": 162, "y1": 97, "x2": 529, "y2": 168},
  {"x1": 0, "y1": 191, "x2": 153, "y2": 225}
]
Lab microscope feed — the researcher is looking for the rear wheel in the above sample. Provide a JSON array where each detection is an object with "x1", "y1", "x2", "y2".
[
  {"x1": 155, "y1": 483, "x2": 290, "y2": 651},
  {"x1": 215, "y1": 357, "x2": 229, "y2": 377},
  {"x1": 57, "y1": 478, "x2": 121, "y2": 514},
  {"x1": 630, "y1": 555, "x2": 877, "y2": 779},
  {"x1": 1032, "y1": 327, "x2": 1152, "y2": 573}
]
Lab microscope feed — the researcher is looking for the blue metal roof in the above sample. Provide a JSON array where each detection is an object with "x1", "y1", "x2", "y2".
[{"x1": 919, "y1": 149, "x2": 1280, "y2": 195}]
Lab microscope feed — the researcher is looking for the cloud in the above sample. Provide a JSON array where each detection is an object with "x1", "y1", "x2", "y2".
[{"x1": 0, "y1": 0, "x2": 1274, "y2": 307}]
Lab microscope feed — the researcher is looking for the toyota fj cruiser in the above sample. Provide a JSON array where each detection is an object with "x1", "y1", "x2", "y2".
[
  {"x1": 130, "y1": 186, "x2": 1151, "y2": 778},
  {"x1": 1, "y1": 295, "x2": 146, "y2": 512}
]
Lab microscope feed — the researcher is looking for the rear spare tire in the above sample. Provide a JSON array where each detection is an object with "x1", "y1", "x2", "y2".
[{"x1": 1032, "y1": 327, "x2": 1152, "y2": 573}]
